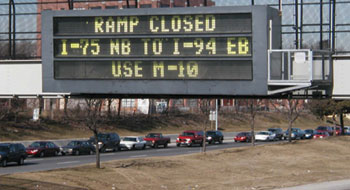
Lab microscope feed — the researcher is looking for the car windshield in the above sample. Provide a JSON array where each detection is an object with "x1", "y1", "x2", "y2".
[
  {"x1": 238, "y1": 132, "x2": 248, "y2": 136},
  {"x1": 97, "y1": 134, "x2": 108, "y2": 139},
  {"x1": 317, "y1": 126, "x2": 327, "y2": 130},
  {"x1": 182, "y1": 132, "x2": 195, "y2": 136},
  {"x1": 29, "y1": 142, "x2": 45, "y2": 148},
  {"x1": 146, "y1": 134, "x2": 159, "y2": 138},
  {"x1": 123, "y1": 137, "x2": 137, "y2": 142},
  {"x1": 268, "y1": 129, "x2": 277, "y2": 132},
  {"x1": 67, "y1": 141, "x2": 80, "y2": 146},
  {"x1": 258, "y1": 132, "x2": 269, "y2": 135},
  {"x1": 0, "y1": 146, "x2": 9, "y2": 152},
  {"x1": 206, "y1": 132, "x2": 216, "y2": 136},
  {"x1": 305, "y1": 130, "x2": 313, "y2": 133},
  {"x1": 315, "y1": 132, "x2": 324, "y2": 135}
]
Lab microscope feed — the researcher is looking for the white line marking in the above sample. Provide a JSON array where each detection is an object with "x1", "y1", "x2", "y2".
[
  {"x1": 129, "y1": 155, "x2": 147, "y2": 158},
  {"x1": 34, "y1": 159, "x2": 44, "y2": 161},
  {"x1": 57, "y1": 161, "x2": 80, "y2": 165}
]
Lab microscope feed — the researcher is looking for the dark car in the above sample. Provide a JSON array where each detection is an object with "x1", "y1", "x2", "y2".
[
  {"x1": 26, "y1": 141, "x2": 60, "y2": 157},
  {"x1": 315, "y1": 126, "x2": 333, "y2": 136},
  {"x1": 0, "y1": 143, "x2": 27, "y2": 167},
  {"x1": 283, "y1": 128, "x2": 305, "y2": 140},
  {"x1": 234, "y1": 132, "x2": 252, "y2": 142},
  {"x1": 268, "y1": 128, "x2": 284, "y2": 140},
  {"x1": 61, "y1": 141, "x2": 95, "y2": 156},
  {"x1": 304, "y1": 129, "x2": 314, "y2": 139},
  {"x1": 206, "y1": 130, "x2": 224, "y2": 144},
  {"x1": 89, "y1": 133, "x2": 120, "y2": 152}
]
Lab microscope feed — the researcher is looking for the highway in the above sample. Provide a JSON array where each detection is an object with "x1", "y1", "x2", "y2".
[{"x1": 0, "y1": 139, "x2": 280, "y2": 175}]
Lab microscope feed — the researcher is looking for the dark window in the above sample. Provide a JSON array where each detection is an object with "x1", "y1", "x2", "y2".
[
  {"x1": 106, "y1": 6, "x2": 117, "y2": 9},
  {"x1": 90, "y1": 6, "x2": 101, "y2": 10},
  {"x1": 160, "y1": 3, "x2": 170, "y2": 7},
  {"x1": 140, "y1": 4, "x2": 152, "y2": 8}
]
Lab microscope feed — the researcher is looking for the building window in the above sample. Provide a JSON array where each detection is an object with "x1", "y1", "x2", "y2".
[
  {"x1": 90, "y1": 6, "x2": 101, "y2": 10},
  {"x1": 140, "y1": 4, "x2": 152, "y2": 8},
  {"x1": 122, "y1": 99, "x2": 135, "y2": 108},
  {"x1": 106, "y1": 6, "x2": 117, "y2": 9}
]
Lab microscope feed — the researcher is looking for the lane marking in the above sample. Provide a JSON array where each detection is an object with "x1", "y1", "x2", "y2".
[
  {"x1": 57, "y1": 161, "x2": 80, "y2": 165},
  {"x1": 129, "y1": 155, "x2": 147, "y2": 158}
]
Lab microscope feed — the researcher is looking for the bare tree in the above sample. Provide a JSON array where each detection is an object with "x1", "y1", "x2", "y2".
[
  {"x1": 246, "y1": 99, "x2": 258, "y2": 146},
  {"x1": 271, "y1": 98, "x2": 303, "y2": 143},
  {"x1": 84, "y1": 98, "x2": 104, "y2": 168},
  {"x1": 66, "y1": 98, "x2": 104, "y2": 168}
]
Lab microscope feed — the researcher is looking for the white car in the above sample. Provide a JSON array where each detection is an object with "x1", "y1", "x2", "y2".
[
  {"x1": 255, "y1": 131, "x2": 276, "y2": 141},
  {"x1": 120, "y1": 136, "x2": 146, "y2": 150}
]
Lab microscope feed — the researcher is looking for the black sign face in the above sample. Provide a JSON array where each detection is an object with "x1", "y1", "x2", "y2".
[
  {"x1": 54, "y1": 60, "x2": 252, "y2": 80},
  {"x1": 54, "y1": 37, "x2": 252, "y2": 58},
  {"x1": 42, "y1": 6, "x2": 281, "y2": 96},
  {"x1": 54, "y1": 14, "x2": 252, "y2": 35},
  {"x1": 52, "y1": 12, "x2": 253, "y2": 80}
]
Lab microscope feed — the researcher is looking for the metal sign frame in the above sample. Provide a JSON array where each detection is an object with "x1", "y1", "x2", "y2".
[{"x1": 42, "y1": 6, "x2": 281, "y2": 97}]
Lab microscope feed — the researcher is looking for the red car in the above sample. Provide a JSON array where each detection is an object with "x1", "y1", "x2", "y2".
[
  {"x1": 315, "y1": 126, "x2": 333, "y2": 136},
  {"x1": 313, "y1": 131, "x2": 330, "y2": 139},
  {"x1": 331, "y1": 126, "x2": 341, "y2": 135},
  {"x1": 26, "y1": 141, "x2": 60, "y2": 157},
  {"x1": 176, "y1": 130, "x2": 204, "y2": 147},
  {"x1": 144, "y1": 133, "x2": 171, "y2": 148},
  {"x1": 234, "y1": 132, "x2": 252, "y2": 142}
]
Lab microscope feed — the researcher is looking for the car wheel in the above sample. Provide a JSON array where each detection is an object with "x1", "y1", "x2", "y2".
[
  {"x1": 1, "y1": 159, "x2": 7, "y2": 167},
  {"x1": 54, "y1": 151, "x2": 59, "y2": 156},
  {"x1": 39, "y1": 151, "x2": 45, "y2": 157},
  {"x1": 164, "y1": 143, "x2": 168, "y2": 148},
  {"x1": 142, "y1": 145, "x2": 146, "y2": 150},
  {"x1": 219, "y1": 139, "x2": 223, "y2": 144},
  {"x1": 187, "y1": 143, "x2": 192, "y2": 147},
  {"x1": 18, "y1": 157, "x2": 24, "y2": 165},
  {"x1": 132, "y1": 145, "x2": 136, "y2": 150},
  {"x1": 176, "y1": 143, "x2": 180, "y2": 147},
  {"x1": 154, "y1": 143, "x2": 158, "y2": 148},
  {"x1": 75, "y1": 150, "x2": 80, "y2": 156},
  {"x1": 89, "y1": 150, "x2": 94, "y2": 155}
]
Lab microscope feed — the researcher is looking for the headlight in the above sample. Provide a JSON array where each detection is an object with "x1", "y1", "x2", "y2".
[
  {"x1": 176, "y1": 138, "x2": 179, "y2": 141},
  {"x1": 98, "y1": 142, "x2": 103, "y2": 145},
  {"x1": 0, "y1": 155, "x2": 2, "y2": 159},
  {"x1": 186, "y1": 138, "x2": 191, "y2": 142},
  {"x1": 208, "y1": 136, "x2": 212, "y2": 139},
  {"x1": 32, "y1": 149, "x2": 38, "y2": 153},
  {"x1": 320, "y1": 136, "x2": 323, "y2": 138}
]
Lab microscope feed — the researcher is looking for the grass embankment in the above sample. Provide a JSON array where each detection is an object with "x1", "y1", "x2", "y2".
[
  {"x1": 0, "y1": 112, "x2": 343, "y2": 141},
  {"x1": 2, "y1": 136, "x2": 350, "y2": 190}
]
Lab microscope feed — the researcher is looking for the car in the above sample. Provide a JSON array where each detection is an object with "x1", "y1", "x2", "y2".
[
  {"x1": 234, "y1": 132, "x2": 252, "y2": 142},
  {"x1": 331, "y1": 126, "x2": 341, "y2": 135},
  {"x1": 205, "y1": 130, "x2": 224, "y2": 144},
  {"x1": 255, "y1": 131, "x2": 275, "y2": 141},
  {"x1": 304, "y1": 129, "x2": 314, "y2": 139},
  {"x1": 89, "y1": 133, "x2": 120, "y2": 152},
  {"x1": 176, "y1": 130, "x2": 204, "y2": 147},
  {"x1": 283, "y1": 128, "x2": 305, "y2": 140},
  {"x1": 26, "y1": 141, "x2": 60, "y2": 157},
  {"x1": 120, "y1": 136, "x2": 146, "y2": 150},
  {"x1": 313, "y1": 131, "x2": 330, "y2": 139},
  {"x1": 267, "y1": 128, "x2": 284, "y2": 140},
  {"x1": 61, "y1": 140, "x2": 95, "y2": 156},
  {"x1": 0, "y1": 143, "x2": 27, "y2": 167},
  {"x1": 315, "y1": 126, "x2": 333, "y2": 136},
  {"x1": 344, "y1": 126, "x2": 350, "y2": 135},
  {"x1": 144, "y1": 133, "x2": 171, "y2": 148}
]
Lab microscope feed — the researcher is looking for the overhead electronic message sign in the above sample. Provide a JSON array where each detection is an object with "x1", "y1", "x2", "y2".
[{"x1": 42, "y1": 6, "x2": 281, "y2": 96}]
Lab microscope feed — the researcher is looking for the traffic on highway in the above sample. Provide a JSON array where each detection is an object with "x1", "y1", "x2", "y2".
[{"x1": 1, "y1": 125, "x2": 346, "y2": 175}]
